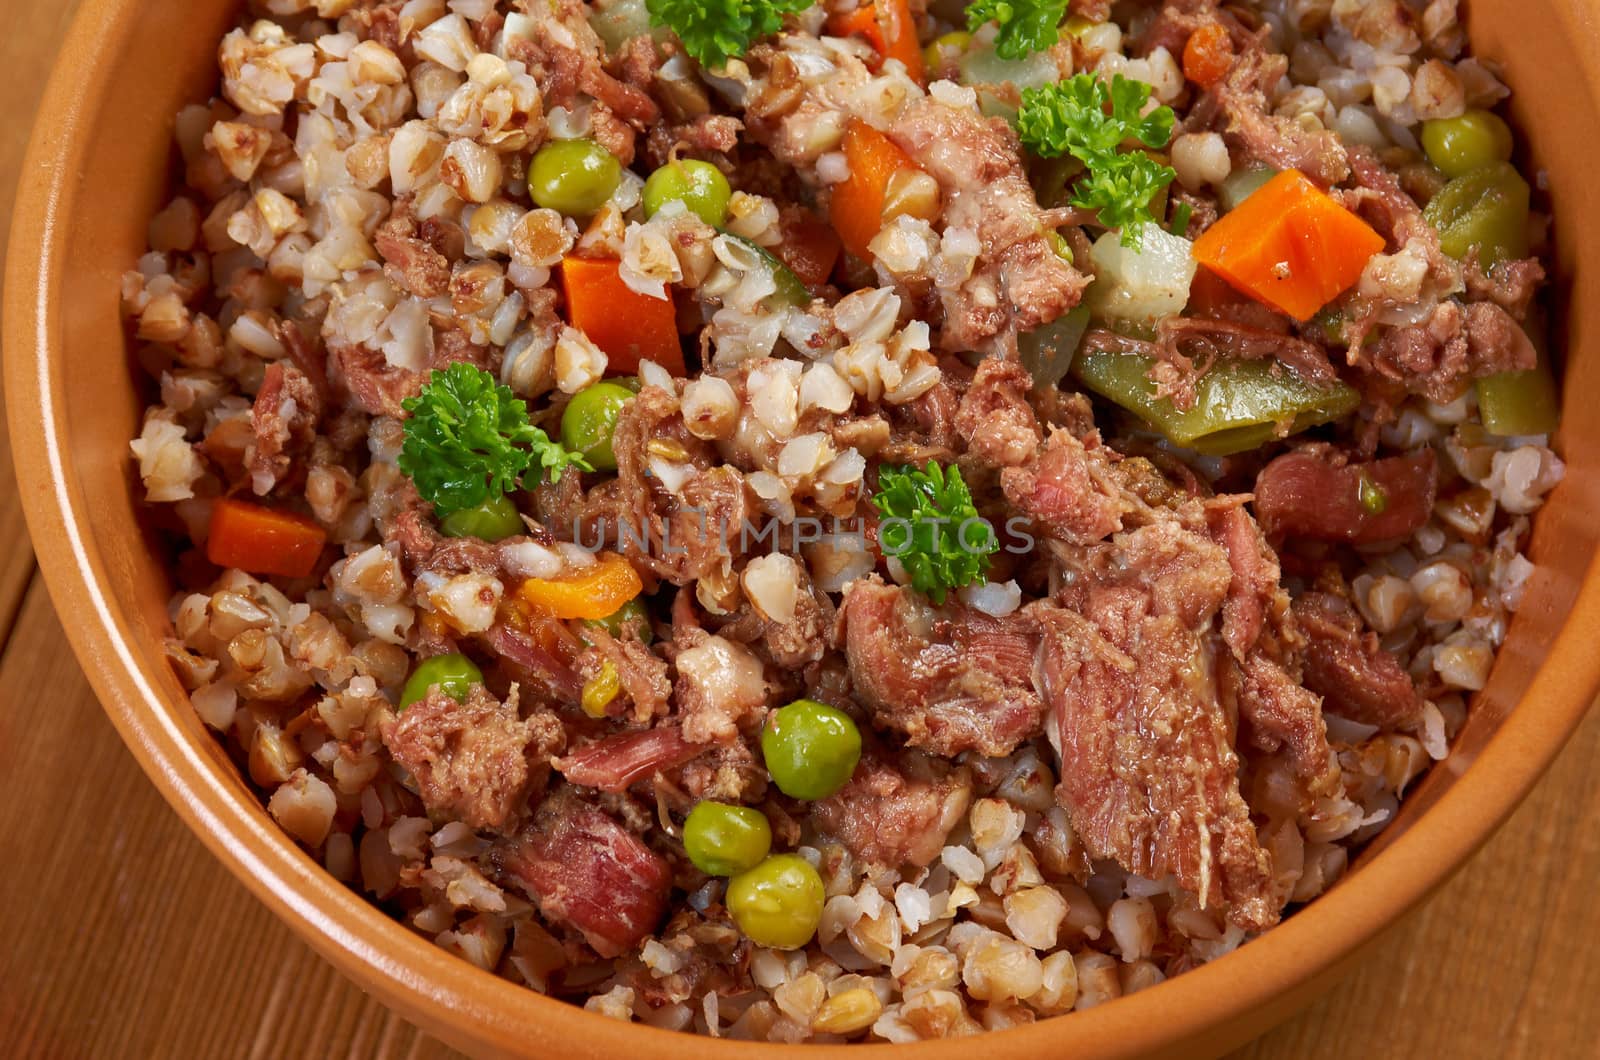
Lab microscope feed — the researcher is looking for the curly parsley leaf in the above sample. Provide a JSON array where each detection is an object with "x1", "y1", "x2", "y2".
[
  {"x1": 399, "y1": 362, "x2": 589, "y2": 518},
  {"x1": 646, "y1": 0, "x2": 814, "y2": 71},
  {"x1": 872, "y1": 463, "x2": 998, "y2": 604},
  {"x1": 1016, "y1": 73, "x2": 1177, "y2": 247},
  {"x1": 966, "y1": 0, "x2": 1071, "y2": 62}
]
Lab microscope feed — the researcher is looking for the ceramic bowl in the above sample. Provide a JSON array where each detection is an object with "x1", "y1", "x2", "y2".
[{"x1": 6, "y1": 1, "x2": 1599, "y2": 1056}]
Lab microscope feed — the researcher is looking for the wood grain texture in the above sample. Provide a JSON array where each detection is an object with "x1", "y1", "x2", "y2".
[{"x1": 0, "y1": 4, "x2": 1596, "y2": 1059}]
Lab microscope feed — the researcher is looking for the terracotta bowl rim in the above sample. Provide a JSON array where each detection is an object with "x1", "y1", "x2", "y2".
[{"x1": 7, "y1": 0, "x2": 1600, "y2": 1056}]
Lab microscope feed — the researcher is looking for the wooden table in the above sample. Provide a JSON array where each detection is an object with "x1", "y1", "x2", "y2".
[{"x1": 2, "y1": 6, "x2": 1597, "y2": 1058}]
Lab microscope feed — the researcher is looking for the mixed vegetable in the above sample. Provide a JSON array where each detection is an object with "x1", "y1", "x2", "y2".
[
  {"x1": 398, "y1": 361, "x2": 589, "y2": 520},
  {"x1": 1016, "y1": 74, "x2": 1176, "y2": 246},
  {"x1": 761, "y1": 699, "x2": 863, "y2": 800}
]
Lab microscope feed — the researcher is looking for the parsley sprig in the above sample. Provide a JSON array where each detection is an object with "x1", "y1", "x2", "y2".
[
  {"x1": 872, "y1": 463, "x2": 998, "y2": 604},
  {"x1": 646, "y1": 0, "x2": 814, "y2": 71},
  {"x1": 1016, "y1": 73, "x2": 1177, "y2": 247},
  {"x1": 398, "y1": 362, "x2": 589, "y2": 518},
  {"x1": 966, "y1": 0, "x2": 1071, "y2": 62}
]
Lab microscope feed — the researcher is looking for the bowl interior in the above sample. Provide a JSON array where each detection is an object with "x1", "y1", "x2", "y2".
[{"x1": 7, "y1": 0, "x2": 1600, "y2": 1057}]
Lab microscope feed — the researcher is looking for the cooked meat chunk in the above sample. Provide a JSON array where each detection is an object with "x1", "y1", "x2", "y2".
[
  {"x1": 1208, "y1": 506, "x2": 1343, "y2": 798},
  {"x1": 841, "y1": 579, "x2": 1048, "y2": 758},
  {"x1": 479, "y1": 622, "x2": 585, "y2": 705},
  {"x1": 886, "y1": 96, "x2": 1090, "y2": 354},
  {"x1": 1254, "y1": 448, "x2": 1437, "y2": 544},
  {"x1": 578, "y1": 627, "x2": 672, "y2": 724},
  {"x1": 1369, "y1": 300, "x2": 1535, "y2": 403},
  {"x1": 381, "y1": 685, "x2": 564, "y2": 831},
  {"x1": 1208, "y1": 503, "x2": 1276, "y2": 660},
  {"x1": 1001, "y1": 431, "x2": 1126, "y2": 545},
  {"x1": 811, "y1": 754, "x2": 972, "y2": 870},
  {"x1": 955, "y1": 359, "x2": 1041, "y2": 469},
  {"x1": 1229, "y1": 652, "x2": 1343, "y2": 801},
  {"x1": 1195, "y1": 36, "x2": 1349, "y2": 187},
  {"x1": 1293, "y1": 592, "x2": 1426, "y2": 730},
  {"x1": 555, "y1": 726, "x2": 707, "y2": 792},
  {"x1": 1040, "y1": 521, "x2": 1278, "y2": 931},
  {"x1": 496, "y1": 790, "x2": 672, "y2": 957},
  {"x1": 248, "y1": 361, "x2": 322, "y2": 495},
  {"x1": 1465, "y1": 254, "x2": 1545, "y2": 320}
]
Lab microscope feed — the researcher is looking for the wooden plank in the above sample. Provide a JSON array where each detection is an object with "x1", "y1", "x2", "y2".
[{"x1": 0, "y1": 578, "x2": 460, "y2": 1059}]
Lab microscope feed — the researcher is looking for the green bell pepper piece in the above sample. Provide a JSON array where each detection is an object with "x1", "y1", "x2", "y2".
[{"x1": 1073, "y1": 352, "x2": 1360, "y2": 456}]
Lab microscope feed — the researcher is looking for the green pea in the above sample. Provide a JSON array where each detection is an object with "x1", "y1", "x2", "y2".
[
  {"x1": 438, "y1": 493, "x2": 523, "y2": 541},
  {"x1": 1423, "y1": 161, "x2": 1530, "y2": 266},
  {"x1": 725, "y1": 854, "x2": 825, "y2": 950},
  {"x1": 1421, "y1": 109, "x2": 1513, "y2": 179},
  {"x1": 559, "y1": 381, "x2": 634, "y2": 473},
  {"x1": 642, "y1": 158, "x2": 732, "y2": 227},
  {"x1": 583, "y1": 596, "x2": 654, "y2": 644},
  {"x1": 399, "y1": 653, "x2": 483, "y2": 709},
  {"x1": 760, "y1": 699, "x2": 862, "y2": 801},
  {"x1": 528, "y1": 139, "x2": 622, "y2": 217},
  {"x1": 683, "y1": 801, "x2": 772, "y2": 877}
]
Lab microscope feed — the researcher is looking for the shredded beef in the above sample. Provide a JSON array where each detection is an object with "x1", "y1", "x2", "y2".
[
  {"x1": 328, "y1": 332, "x2": 490, "y2": 419},
  {"x1": 759, "y1": 570, "x2": 830, "y2": 670},
  {"x1": 673, "y1": 632, "x2": 769, "y2": 745},
  {"x1": 1160, "y1": 316, "x2": 1337, "y2": 386},
  {"x1": 885, "y1": 96, "x2": 1090, "y2": 355},
  {"x1": 381, "y1": 685, "x2": 563, "y2": 831},
  {"x1": 1465, "y1": 254, "x2": 1545, "y2": 320},
  {"x1": 811, "y1": 754, "x2": 973, "y2": 870},
  {"x1": 1195, "y1": 37, "x2": 1350, "y2": 187},
  {"x1": 1208, "y1": 503, "x2": 1275, "y2": 660},
  {"x1": 1001, "y1": 430, "x2": 1125, "y2": 545},
  {"x1": 555, "y1": 726, "x2": 707, "y2": 792},
  {"x1": 645, "y1": 115, "x2": 744, "y2": 168},
  {"x1": 560, "y1": 387, "x2": 750, "y2": 588},
  {"x1": 579, "y1": 627, "x2": 672, "y2": 724},
  {"x1": 1255, "y1": 447, "x2": 1437, "y2": 544},
  {"x1": 956, "y1": 359, "x2": 1042, "y2": 469},
  {"x1": 1230, "y1": 651, "x2": 1343, "y2": 800},
  {"x1": 841, "y1": 579, "x2": 1048, "y2": 757},
  {"x1": 1368, "y1": 300, "x2": 1534, "y2": 402},
  {"x1": 248, "y1": 362, "x2": 322, "y2": 495},
  {"x1": 376, "y1": 221, "x2": 451, "y2": 298},
  {"x1": 496, "y1": 790, "x2": 672, "y2": 957},
  {"x1": 1207, "y1": 505, "x2": 1344, "y2": 799},
  {"x1": 480, "y1": 622, "x2": 585, "y2": 705},
  {"x1": 1038, "y1": 519, "x2": 1278, "y2": 931},
  {"x1": 1293, "y1": 592, "x2": 1425, "y2": 729}
]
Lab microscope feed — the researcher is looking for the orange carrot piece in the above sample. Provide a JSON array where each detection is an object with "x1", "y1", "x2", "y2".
[
  {"x1": 832, "y1": 120, "x2": 918, "y2": 262},
  {"x1": 1191, "y1": 169, "x2": 1387, "y2": 321},
  {"x1": 1182, "y1": 24, "x2": 1234, "y2": 89},
  {"x1": 828, "y1": 0, "x2": 926, "y2": 84},
  {"x1": 560, "y1": 256, "x2": 685, "y2": 375},
  {"x1": 206, "y1": 498, "x2": 327, "y2": 578},
  {"x1": 518, "y1": 552, "x2": 644, "y2": 620}
]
